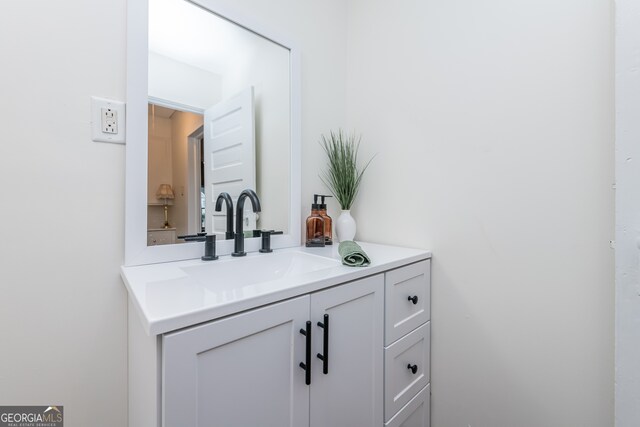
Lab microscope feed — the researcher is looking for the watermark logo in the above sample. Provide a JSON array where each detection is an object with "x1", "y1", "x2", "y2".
[{"x1": 0, "y1": 406, "x2": 63, "y2": 427}]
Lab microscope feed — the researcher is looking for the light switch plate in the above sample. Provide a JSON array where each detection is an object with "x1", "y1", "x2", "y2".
[{"x1": 91, "y1": 96, "x2": 126, "y2": 144}]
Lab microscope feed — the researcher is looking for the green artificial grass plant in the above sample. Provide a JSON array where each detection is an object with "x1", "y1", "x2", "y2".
[{"x1": 320, "y1": 130, "x2": 375, "y2": 210}]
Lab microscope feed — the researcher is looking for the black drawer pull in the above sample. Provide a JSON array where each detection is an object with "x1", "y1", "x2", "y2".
[
  {"x1": 407, "y1": 364, "x2": 418, "y2": 374},
  {"x1": 299, "y1": 321, "x2": 312, "y2": 385},
  {"x1": 408, "y1": 295, "x2": 419, "y2": 305},
  {"x1": 316, "y1": 314, "x2": 329, "y2": 374}
]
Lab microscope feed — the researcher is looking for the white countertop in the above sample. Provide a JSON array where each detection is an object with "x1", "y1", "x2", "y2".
[{"x1": 121, "y1": 242, "x2": 431, "y2": 336}]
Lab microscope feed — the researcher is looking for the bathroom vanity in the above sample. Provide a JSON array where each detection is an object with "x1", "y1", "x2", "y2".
[
  {"x1": 122, "y1": 243, "x2": 431, "y2": 427},
  {"x1": 123, "y1": 0, "x2": 431, "y2": 425}
]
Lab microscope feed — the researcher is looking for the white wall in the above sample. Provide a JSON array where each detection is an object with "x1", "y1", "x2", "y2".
[
  {"x1": 0, "y1": 1, "x2": 128, "y2": 427},
  {"x1": 148, "y1": 52, "x2": 222, "y2": 110},
  {"x1": 345, "y1": 0, "x2": 614, "y2": 426},
  {"x1": 615, "y1": 0, "x2": 640, "y2": 425}
]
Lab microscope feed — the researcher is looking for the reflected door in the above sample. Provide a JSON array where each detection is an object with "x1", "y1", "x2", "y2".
[{"x1": 204, "y1": 87, "x2": 256, "y2": 236}]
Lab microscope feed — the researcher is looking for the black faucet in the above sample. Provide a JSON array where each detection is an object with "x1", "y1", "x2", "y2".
[
  {"x1": 214, "y1": 192, "x2": 235, "y2": 240},
  {"x1": 232, "y1": 189, "x2": 261, "y2": 257}
]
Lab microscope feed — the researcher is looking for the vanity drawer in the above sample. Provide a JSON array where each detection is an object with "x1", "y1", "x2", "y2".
[
  {"x1": 385, "y1": 260, "x2": 430, "y2": 345},
  {"x1": 147, "y1": 230, "x2": 176, "y2": 246},
  {"x1": 385, "y1": 384, "x2": 430, "y2": 427},
  {"x1": 384, "y1": 322, "x2": 430, "y2": 421}
]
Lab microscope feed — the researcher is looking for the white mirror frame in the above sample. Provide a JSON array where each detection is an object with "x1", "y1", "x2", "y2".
[{"x1": 125, "y1": 0, "x2": 301, "y2": 266}]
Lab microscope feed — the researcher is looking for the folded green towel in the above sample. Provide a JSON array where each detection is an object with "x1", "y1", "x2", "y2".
[{"x1": 338, "y1": 241, "x2": 371, "y2": 267}]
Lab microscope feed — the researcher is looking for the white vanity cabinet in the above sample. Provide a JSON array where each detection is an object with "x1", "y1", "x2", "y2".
[
  {"x1": 384, "y1": 260, "x2": 431, "y2": 426},
  {"x1": 123, "y1": 243, "x2": 431, "y2": 427},
  {"x1": 162, "y1": 274, "x2": 384, "y2": 427}
]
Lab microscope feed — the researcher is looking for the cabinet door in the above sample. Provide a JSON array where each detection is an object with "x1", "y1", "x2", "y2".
[
  {"x1": 309, "y1": 274, "x2": 384, "y2": 427},
  {"x1": 162, "y1": 296, "x2": 310, "y2": 427}
]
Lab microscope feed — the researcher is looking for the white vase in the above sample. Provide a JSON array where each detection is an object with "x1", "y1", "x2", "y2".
[{"x1": 336, "y1": 210, "x2": 356, "y2": 242}]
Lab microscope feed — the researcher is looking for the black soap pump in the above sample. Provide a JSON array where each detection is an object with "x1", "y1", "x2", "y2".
[
  {"x1": 305, "y1": 194, "x2": 325, "y2": 247},
  {"x1": 318, "y1": 195, "x2": 333, "y2": 245}
]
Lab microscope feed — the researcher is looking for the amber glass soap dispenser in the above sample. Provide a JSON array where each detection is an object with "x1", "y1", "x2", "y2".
[
  {"x1": 318, "y1": 195, "x2": 333, "y2": 245},
  {"x1": 306, "y1": 194, "x2": 325, "y2": 247}
]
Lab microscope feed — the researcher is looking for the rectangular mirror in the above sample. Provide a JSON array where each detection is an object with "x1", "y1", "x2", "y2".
[{"x1": 125, "y1": 0, "x2": 301, "y2": 265}]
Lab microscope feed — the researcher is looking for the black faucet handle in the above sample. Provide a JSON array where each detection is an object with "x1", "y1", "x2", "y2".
[
  {"x1": 201, "y1": 235, "x2": 219, "y2": 261},
  {"x1": 259, "y1": 230, "x2": 275, "y2": 253},
  {"x1": 178, "y1": 233, "x2": 207, "y2": 242},
  {"x1": 258, "y1": 230, "x2": 284, "y2": 253}
]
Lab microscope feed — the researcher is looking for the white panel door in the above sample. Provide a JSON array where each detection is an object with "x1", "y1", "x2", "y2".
[
  {"x1": 309, "y1": 274, "x2": 384, "y2": 427},
  {"x1": 162, "y1": 296, "x2": 310, "y2": 427},
  {"x1": 204, "y1": 86, "x2": 256, "y2": 235}
]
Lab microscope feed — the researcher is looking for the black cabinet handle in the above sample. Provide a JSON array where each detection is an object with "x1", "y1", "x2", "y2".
[
  {"x1": 407, "y1": 363, "x2": 418, "y2": 374},
  {"x1": 316, "y1": 314, "x2": 329, "y2": 375},
  {"x1": 299, "y1": 321, "x2": 312, "y2": 385},
  {"x1": 408, "y1": 295, "x2": 419, "y2": 305}
]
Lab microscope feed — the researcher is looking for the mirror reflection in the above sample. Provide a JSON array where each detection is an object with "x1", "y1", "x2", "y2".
[{"x1": 147, "y1": 0, "x2": 291, "y2": 246}]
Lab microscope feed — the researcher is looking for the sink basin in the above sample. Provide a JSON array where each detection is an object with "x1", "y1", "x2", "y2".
[{"x1": 180, "y1": 251, "x2": 340, "y2": 289}]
